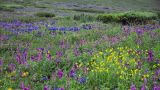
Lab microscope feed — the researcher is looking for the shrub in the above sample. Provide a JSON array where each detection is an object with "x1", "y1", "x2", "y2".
[
  {"x1": 35, "y1": 12, "x2": 55, "y2": 18},
  {"x1": 97, "y1": 11, "x2": 158, "y2": 24}
]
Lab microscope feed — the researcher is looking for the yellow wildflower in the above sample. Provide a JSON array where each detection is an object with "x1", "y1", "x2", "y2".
[
  {"x1": 153, "y1": 65, "x2": 157, "y2": 68},
  {"x1": 22, "y1": 72, "x2": 29, "y2": 77},
  {"x1": 8, "y1": 88, "x2": 12, "y2": 90},
  {"x1": 99, "y1": 52, "x2": 103, "y2": 55}
]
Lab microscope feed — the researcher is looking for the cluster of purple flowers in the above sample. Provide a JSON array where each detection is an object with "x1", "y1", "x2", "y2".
[
  {"x1": 48, "y1": 24, "x2": 93, "y2": 32},
  {"x1": 143, "y1": 24, "x2": 160, "y2": 31},
  {"x1": 16, "y1": 48, "x2": 28, "y2": 64},
  {"x1": 0, "y1": 20, "x2": 95, "y2": 36},
  {"x1": 31, "y1": 48, "x2": 44, "y2": 61},
  {"x1": 82, "y1": 24, "x2": 92, "y2": 30},
  {"x1": 0, "y1": 21, "x2": 39, "y2": 34}
]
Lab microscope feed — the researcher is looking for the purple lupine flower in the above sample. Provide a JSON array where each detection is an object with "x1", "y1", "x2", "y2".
[
  {"x1": 148, "y1": 50, "x2": 153, "y2": 62},
  {"x1": 47, "y1": 53, "x2": 51, "y2": 60},
  {"x1": 73, "y1": 48, "x2": 79, "y2": 57},
  {"x1": 60, "y1": 40, "x2": 65, "y2": 49},
  {"x1": 69, "y1": 68, "x2": 76, "y2": 78},
  {"x1": 24, "y1": 86, "x2": 30, "y2": 90},
  {"x1": 155, "y1": 69, "x2": 160, "y2": 76},
  {"x1": 42, "y1": 76, "x2": 48, "y2": 81},
  {"x1": 44, "y1": 85, "x2": 49, "y2": 90},
  {"x1": 137, "y1": 61, "x2": 142, "y2": 69},
  {"x1": 79, "y1": 77, "x2": 86, "y2": 84},
  {"x1": 0, "y1": 58, "x2": 3, "y2": 66},
  {"x1": 22, "y1": 48, "x2": 28, "y2": 63},
  {"x1": 20, "y1": 82, "x2": 25, "y2": 89},
  {"x1": 49, "y1": 27, "x2": 58, "y2": 31},
  {"x1": 156, "y1": 58, "x2": 159, "y2": 63},
  {"x1": 36, "y1": 52, "x2": 42, "y2": 61},
  {"x1": 31, "y1": 55, "x2": 35, "y2": 61},
  {"x1": 56, "y1": 51, "x2": 63, "y2": 58},
  {"x1": 16, "y1": 49, "x2": 22, "y2": 64},
  {"x1": 57, "y1": 69, "x2": 63, "y2": 79},
  {"x1": 144, "y1": 78, "x2": 147, "y2": 85},
  {"x1": 82, "y1": 24, "x2": 92, "y2": 30},
  {"x1": 36, "y1": 48, "x2": 43, "y2": 61},
  {"x1": 130, "y1": 83, "x2": 136, "y2": 90},
  {"x1": 20, "y1": 81, "x2": 30, "y2": 90},
  {"x1": 8, "y1": 63, "x2": 16, "y2": 72},
  {"x1": 153, "y1": 82, "x2": 160, "y2": 90},
  {"x1": 136, "y1": 28, "x2": 144, "y2": 36},
  {"x1": 0, "y1": 58, "x2": 3, "y2": 73},
  {"x1": 40, "y1": 48, "x2": 44, "y2": 53},
  {"x1": 59, "y1": 27, "x2": 66, "y2": 31},
  {"x1": 145, "y1": 69, "x2": 149, "y2": 73},
  {"x1": 54, "y1": 87, "x2": 64, "y2": 90},
  {"x1": 69, "y1": 27, "x2": 80, "y2": 31},
  {"x1": 141, "y1": 85, "x2": 145, "y2": 90}
]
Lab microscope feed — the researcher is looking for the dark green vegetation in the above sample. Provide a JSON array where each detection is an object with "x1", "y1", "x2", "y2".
[
  {"x1": 35, "y1": 12, "x2": 55, "y2": 18},
  {"x1": 0, "y1": 0, "x2": 160, "y2": 90}
]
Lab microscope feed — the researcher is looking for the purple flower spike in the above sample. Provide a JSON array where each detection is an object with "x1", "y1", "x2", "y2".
[
  {"x1": 69, "y1": 68, "x2": 76, "y2": 78},
  {"x1": 56, "y1": 51, "x2": 63, "y2": 58},
  {"x1": 79, "y1": 77, "x2": 86, "y2": 84},
  {"x1": 130, "y1": 83, "x2": 136, "y2": 90},
  {"x1": 136, "y1": 28, "x2": 144, "y2": 36},
  {"x1": 20, "y1": 82, "x2": 30, "y2": 90},
  {"x1": 57, "y1": 69, "x2": 63, "y2": 79},
  {"x1": 141, "y1": 85, "x2": 145, "y2": 90},
  {"x1": 44, "y1": 85, "x2": 49, "y2": 90},
  {"x1": 8, "y1": 63, "x2": 16, "y2": 72},
  {"x1": 74, "y1": 48, "x2": 79, "y2": 57},
  {"x1": 0, "y1": 58, "x2": 3, "y2": 66},
  {"x1": 148, "y1": 50, "x2": 153, "y2": 62},
  {"x1": 20, "y1": 82, "x2": 25, "y2": 89}
]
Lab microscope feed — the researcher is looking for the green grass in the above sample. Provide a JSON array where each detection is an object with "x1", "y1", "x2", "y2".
[
  {"x1": 0, "y1": 3, "x2": 24, "y2": 11},
  {"x1": 70, "y1": 8, "x2": 105, "y2": 13}
]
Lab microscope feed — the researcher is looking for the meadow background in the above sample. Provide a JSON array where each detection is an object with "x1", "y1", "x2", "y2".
[{"x1": 0, "y1": 0, "x2": 160, "y2": 90}]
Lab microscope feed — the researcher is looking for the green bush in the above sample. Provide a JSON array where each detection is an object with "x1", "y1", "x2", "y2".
[
  {"x1": 97, "y1": 11, "x2": 158, "y2": 24},
  {"x1": 35, "y1": 12, "x2": 55, "y2": 18}
]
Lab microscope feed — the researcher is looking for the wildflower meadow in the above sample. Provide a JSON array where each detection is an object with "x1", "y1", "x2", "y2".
[{"x1": 0, "y1": 0, "x2": 160, "y2": 90}]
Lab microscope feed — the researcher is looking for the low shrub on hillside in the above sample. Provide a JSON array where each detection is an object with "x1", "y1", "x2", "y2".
[
  {"x1": 97, "y1": 11, "x2": 158, "y2": 24},
  {"x1": 35, "y1": 12, "x2": 55, "y2": 18}
]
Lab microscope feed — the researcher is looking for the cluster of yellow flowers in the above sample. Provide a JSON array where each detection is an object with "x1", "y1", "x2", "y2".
[
  {"x1": 89, "y1": 47, "x2": 148, "y2": 80},
  {"x1": 21, "y1": 72, "x2": 29, "y2": 77}
]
